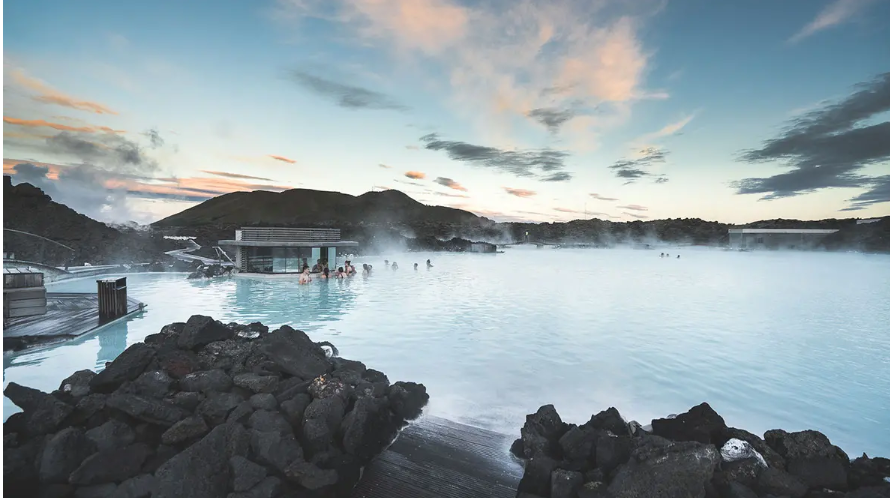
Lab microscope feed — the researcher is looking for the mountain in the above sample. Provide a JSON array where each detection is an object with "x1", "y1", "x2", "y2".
[
  {"x1": 153, "y1": 188, "x2": 489, "y2": 227},
  {"x1": 3, "y1": 176, "x2": 178, "y2": 265}
]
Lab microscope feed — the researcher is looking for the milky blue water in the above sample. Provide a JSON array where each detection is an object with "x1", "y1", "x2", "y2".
[{"x1": 4, "y1": 247, "x2": 890, "y2": 456}]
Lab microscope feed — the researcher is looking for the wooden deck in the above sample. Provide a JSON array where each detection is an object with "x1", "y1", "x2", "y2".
[
  {"x1": 352, "y1": 415, "x2": 523, "y2": 498},
  {"x1": 3, "y1": 293, "x2": 144, "y2": 350}
]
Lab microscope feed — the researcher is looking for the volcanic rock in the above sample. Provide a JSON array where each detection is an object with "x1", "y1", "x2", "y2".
[
  {"x1": 153, "y1": 424, "x2": 232, "y2": 498},
  {"x1": 230, "y1": 456, "x2": 267, "y2": 492},
  {"x1": 69, "y1": 443, "x2": 153, "y2": 485},
  {"x1": 106, "y1": 394, "x2": 187, "y2": 427},
  {"x1": 607, "y1": 439, "x2": 720, "y2": 498},
  {"x1": 176, "y1": 315, "x2": 234, "y2": 351},
  {"x1": 90, "y1": 344, "x2": 156, "y2": 393},
  {"x1": 259, "y1": 326, "x2": 330, "y2": 379},
  {"x1": 85, "y1": 419, "x2": 136, "y2": 452},
  {"x1": 764, "y1": 429, "x2": 850, "y2": 490},
  {"x1": 179, "y1": 369, "x2": 233, "y2": 393},
  {"x1": 160, "y1": 416, "x2": 209, "y2": 445},
  {"x1": 60, "y1": 370, "x2": 96, "y2": 398},
  {"x1": 650, "y1": 402, "x2": 726, "y2": 445},
  {"x1": 39, "y1": 428, "x2": 97, "y2": 484}
]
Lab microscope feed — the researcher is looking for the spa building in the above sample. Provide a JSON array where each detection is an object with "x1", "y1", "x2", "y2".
[
  {"x1": 219, "y1": 227, "x2": 358, "y2": 274},
  {"x1": 727, "y1": 228, "x2": 839, "y2": 250}
]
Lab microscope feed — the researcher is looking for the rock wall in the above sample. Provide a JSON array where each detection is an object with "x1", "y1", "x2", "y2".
[
  {"x1": 3, "y1": 315, "x2": 429, "y2": 497},
  {"x1": 511, "y1": 403, "x2": 890, "y2": 498}
]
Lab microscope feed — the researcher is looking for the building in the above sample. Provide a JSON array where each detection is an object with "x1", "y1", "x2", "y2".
[
  {"x1": 218, "y1": 227, "x2": 358, "y2": 274},
  {"x1": 856, "y1": 218, "x2": 882, "y2": 225},
  {"x1": 728, "y1": 228, "x2": 839, "y2": 250}
]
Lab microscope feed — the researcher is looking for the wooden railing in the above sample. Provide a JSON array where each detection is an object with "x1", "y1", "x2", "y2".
[{"x1": 239, "y1": 228, "x2": 341, "y2": 242}]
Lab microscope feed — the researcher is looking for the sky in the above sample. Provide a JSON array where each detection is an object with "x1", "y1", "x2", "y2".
[{"x1": 3, "y1": 0, "x2": 889, "y2": 225}]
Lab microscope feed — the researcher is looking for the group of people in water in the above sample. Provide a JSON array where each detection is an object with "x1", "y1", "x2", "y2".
[
  {"x1": 660, "y1": 253, "x2": 680, "y2": 259},
  {"x1": 298, "y1": 258, "x2": 433, "y2": 284}
]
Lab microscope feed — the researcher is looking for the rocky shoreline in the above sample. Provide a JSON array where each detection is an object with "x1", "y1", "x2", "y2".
[
  {"x1": 511, "y1": 403, "x2": 890, "y2": 498},
  {"x1": 3, "y1": 316, "x2": 429, "y2": 498}
]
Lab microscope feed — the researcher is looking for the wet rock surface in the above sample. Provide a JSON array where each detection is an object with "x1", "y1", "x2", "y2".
[
  {"x1": 512, "y1": 403, "x2": 889, "y2": 498},
  {"x1": 4, "y1": 315, "x2": 428, "y2": 498}
]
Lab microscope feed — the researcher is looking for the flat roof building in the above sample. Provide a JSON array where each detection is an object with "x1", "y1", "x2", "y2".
[
  {"x1": 728, "y1": 228, "x2": 839, "y2": 250},
  {"x1": 219, "y1": 227, "x2": 358, "y2": 274}
]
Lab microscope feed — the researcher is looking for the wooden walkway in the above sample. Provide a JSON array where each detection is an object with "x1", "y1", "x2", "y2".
[
  {"x1": 352, "y1": 415, "x2": 523, "y2": 498},
  {"x1": 3, "y1": 293, "x2": 144, "y2": 350}
]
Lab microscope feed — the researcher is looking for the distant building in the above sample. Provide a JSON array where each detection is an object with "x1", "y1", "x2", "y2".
[
  {"x1": 218, "y1": 227, "x2": 358, "y2": 274},
  {"x1": 728, "y1": 228, "x2": 838, "y2": 250}
]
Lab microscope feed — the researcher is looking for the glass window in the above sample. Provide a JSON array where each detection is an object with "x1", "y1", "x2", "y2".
[{"x1": 246, "y1": 247, "x2": 273, "y2": 273}]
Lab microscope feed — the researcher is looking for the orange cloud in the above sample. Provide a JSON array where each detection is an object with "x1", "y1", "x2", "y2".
[
  {"x1": 405, "y1": 171, "x2": 426, "y2": 179},
  {"x1": 504, "y1": 187, "x2": 536, "y2": 198},
  {"x1": 434, "y1": 176, "x2": 467, "y2": 191},
  {"x1": 3, "y1": 130, "x2": 50, "y2": 140},
  {"x1": 3, "y1": 117, "x2": 125, "y2": 134},
  {"x1": 553, "y1": 207, "x2": 580, "y2": 213},
  {"x1": 269, "y1": 154, "x2": 297, "y2": 164},
  {"x1": 10, "y1": 69, "x2": 118, "y2": 115},
  {"x1": 200, "y1": 170, "x2": 274, "y2": 181},
  {"x1": 348, "y1": 0, "x2": 468, "y2": 55}
]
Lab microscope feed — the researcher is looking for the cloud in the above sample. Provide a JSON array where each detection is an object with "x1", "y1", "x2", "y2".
[
  {"x1": 10, "y1": 162, "x2": 134, "y2": 220},
  {"x1": 527, "y1": 107, "x2": 576, "y2": 133},
  {"x1": 607, "y1": 146, "x2": 669, "y2": 184},
  {"x1": 420, "y1": 133, "x2": 572, "y2": 181},
  {"x1": 733, "y1": 72, "x2": 890, "y2": 208},
  {"x1": 789, "y1": 0, "x2": 877, "y2": 44},
  {"x1": 144, "y1": 129, "x2": 165, "y2": 148},
  {"x1": 269, "y1": 154, "x2": 297, "y2": 164},
  {"x1": 433, "y1": 176, "x2": 467, "y2": 191},
  {"x1": 433, "y1": 191, "x2": 469, "y2": 198},
  {"x1": 4, "y1": 116, "x2": 124, "y2": 134},
  {"x1": 405, "y1": 171, "x2": 426, "y2": 180},
  {"x1": 553, "y1": 207, "x2": 581, "y2": 213},
  {"x1": 287, "y1": 69, "x2": 408, "y2": 111},
  {"x1": 405, "y1": 145, "x2": 420, "y2": 150},
  {"x1": 542, "y1": 172, "x2": 572, "y2": 182},
  {"x1": 840, "y1": 176, "x2": 890, "y2": 211},
  {"x1": 394, "y1": 179, "x2": 424, "y2": 186},
  {"x1": 617, "y1": 204, "x2": 648, "y2": 211},
  {"x1": 589, "y1": 193, "x2": 618, "y2": 201},
  {"x1": 9, "y1": 68, "x2": 118, "y2": 115},
  {"x1": 45, "y1": 131, "x2": 159, "y2": 175},
  {"x1": 378, "y1": 163, "x2": 392, "y2": 169},
  {"x1": 373, "y1": 185, "x2": 391, "y2": 190},
  {"x1": 504, "y1": 187, "x2": 536, "y2": 198},
  {"x1": 624, "y1": 212, "x2": 649, "y2": 219},
  {"x1": 635, "y1": 114, "x2": 696, "y2": 143},
  {"x1": 200, "y1": 170, "x2": 274, "y2": 181}
]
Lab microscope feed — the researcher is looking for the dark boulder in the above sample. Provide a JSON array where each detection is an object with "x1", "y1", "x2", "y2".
[
  {"x1": 233, "y1": 373, "x2": 280, "y2": 394},
  {"x1": 559, "y1": 425, "x2": 598, "y2": 461},
  {"x1": 249, "y1": 430, "x2": 304, "y2": 472},
  {"x1": 308, "y1": 374, "x2": 349, "y2": 399},
  {"x1": 650, "y1": 402, "x2": 726, "y2": 445},
  {"x1": 595, "y1": 434, "x2": 634, "y2": 474},
  {"x1": 168, "y1": 391, "x2": 203, "y2": 411},
  {"x1": 156, "y1": 349, "x2": 201, "y2": 379},
  {"x1": 59, "y1": 370, "x2": 96, "y2": 398},
  {"x1": 341, "y1": 396, "x2": 397, "y2": 461},
  {"x1": 551, "y1": 469, "x2": 584, "y2": 498},
  {"x1": 106, "y1": 394, "x2": 187, "y2": 427},
  {"x1": 176, "y1": 315, "x2": 234, "y2": 350},
  {"x1": 584, "y1": 407, "x2": 631, "y2": 437},
  {"x1": 274, "y1": 377, "x2": 311, "y2": 403},
  {"x1": 387, "y1": 381, "x2": 429, "y2": 420},
  {"x1": 846, "y1": 486, "x2": 890, "y2": 498},
  {"x1": 4, "y1": 382, "x2": 75, "y2": 436},
  {"x1": 764, "y1": 429, "x2": 849, "y2": 490},
  {"x1": 112, "y1": 474, "x2": 156, "y2": 498},
  {"x1": 577, "y1": 481, "x2": 610, "y2": 498},
  {"x1": 227, "y1": 402, "x2": 255, "y2": 424},
  {"x1": 331, "y1": 357, "x2": 366, "y2": 385},
  {"x1": 90, "y1": 344, "x2": 156, "y2": 393},
  {"x1": 228, "y1": 476, "x2": 282, "y2": 498},
  {"x1": 69, "y1": 443, "x2": 153, "y2": 485},
  {"x1": 179, "y1": 369, "x2": 233, "y2": 393},
  {"x1": 849, "y1": 454, "x2": 890, "y2": 489},
  {"x1": 715, "y1": 427, "x2": 786, "y2": 470},
  {"x1": 754, "y1": 466, "x2": 808, "y2": 498},
  {"x1": 720, "y1": 481, "x2": 758, "y2": 498},
  {"x1": 38, "y1": 483, "x2": 75, "y2": 498},
  {"x1": 607, "y1": 439, "x2": 720, "y2": 498},
  {"x1": 521, "y1": 404, "x2": 566, "y2": 459},
  {"x1": 280, "y1": 394, "x2": 311, "y2": 428},
  {"x1": 247, "y1": 409, "x2": 293, "y2": 436},
  {"x1": 196, "y1": 392, "x2": 243, "y2": 426},
  {"x1": 248, "y1": 393, "x2": 277, "y2": 411},
  {"x1": 153, "y1": 424, "x2": 233, "y2": 498},
  {"x1": 4, "y1": 437, "x2": 44, "y2": 493},
  {"x1": 140, "y1": 445, "x2": 177, "y2": 474},
  {"x1": 126, "y1": 371, "x2": 173, "y2": 399},
  {"x1": 39, "y1": 428, "x2": 97, "y2": 484},
  {"x1": 259, "y1": 327, "x2": 330, "y2": 380},
  {"x1": 284, "y1": 459, "x2": 339, "y2": 490},
  {"x1": 517, "y1": 455, "x2": 559, "y2": 496},
  {"x1": 303, "y1": 396, "x2": 346, "y2": 453},
  {"x1": 160, "y1": 416, "x2": 209, "y2": 445},
  {"x1": 70, "y1": 394, "x2": 107, "y2": 427},
  {"x1": 229, "y1": 455, "x2": 267, "y2": 492},
  {"x1": 74, "y1": 483, "x2": 117, "y2": 498},
  {"x1": 712, "y1": 457, "x2": 763, "y2": 493},
  {"x1": 85, "y1": 419, "x2": 136, "y2": 452}
]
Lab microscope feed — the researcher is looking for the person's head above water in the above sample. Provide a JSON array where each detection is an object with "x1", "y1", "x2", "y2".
[
  {"x1": 414, "y1": 263, "x2": 418, "y2": 269},
  {"x1": 338, "y1": 267, "x2": 344, "y2": 273},
  {"x1": 323, "y1": 268, "x2": 329, "y2": 276}
]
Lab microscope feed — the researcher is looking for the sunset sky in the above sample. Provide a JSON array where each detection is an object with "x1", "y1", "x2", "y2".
[{"x1": 3, "y1": 0, "x2": 889, "y2": 224}]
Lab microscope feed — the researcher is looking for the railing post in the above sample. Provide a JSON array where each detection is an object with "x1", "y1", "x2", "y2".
[{"x1": 97, "y1": 277, "x2": 127, "y2": 322}]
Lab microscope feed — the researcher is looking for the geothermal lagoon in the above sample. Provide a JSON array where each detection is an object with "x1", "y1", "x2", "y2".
[{"x1": 4, "y1": 247, "x2": 889, "y2": 456}]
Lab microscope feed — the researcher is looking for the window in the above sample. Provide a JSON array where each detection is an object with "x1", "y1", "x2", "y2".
[{"x1": 246, "y1": 247, "x2": 273, "y2": 273}]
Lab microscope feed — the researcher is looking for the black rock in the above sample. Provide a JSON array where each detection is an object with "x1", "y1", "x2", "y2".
[
  {"x1": 248, "y1": 393, "x2": 277, "y2": 411},
  {"x1": 303, "y1": 396, "x2": 346, "y2": 453},
  {"x1": 248, "y1": 409, "x2": 293, "y2": 436},
  {"x1": 106, "y1": 394, "x2": 187, "y2": 427},
  {"x1": 39, "y1": 428, "x2": 97, "y2": 484},
  {"x1": 341, "y1": 395, "x2": 398, "y2": 461},
  {"x1": 650, "y1": 402, "x2": 727, "y2": 445},
  {"x1": 584, "y1": 468, "x2": 605, "y2": 483},
  {"x1": 387, "y1": 381, "x2": 429, "y2": 420},
  {"x1": 715, "y1": 427, "x2": 786, "y2": 470},
  {"x1": 595, "y1": 434, "x2": 634, "y2": 473},
  {"x1": 849, "y1": 454, "x2": 890, "y2": 489},
  {"x1": 754, "y1": 466, "x2": 808, "y2": 498},
  {"x1": 4, "y1": 382, "x2": 75, "y2": 436},
  {"x1": 517, "y1": 455, "x2": 559, "y2": 496},
  {"x1": 140, "y1": 445, "x2": 177, "y2": 474},
  {"x1": 280, "y1": 394, "x2": 311, "y2": 428},
  {"x1": 233, "y1": 373, "x2": 280, "y2": 394},
  {"x1": 764, "y1": 429, "x2": 849, "y2": 490},
  {"x1": 179, "y1": 369, "x2": 233, "y2": 393},
  {"x1": 74, "y1": 483, "x2": 117, "y2": 498},
  {"x1": 521, "y1": 405, "x2": 565, "y2": 459},
  {"x1": 38, "y1": 483, "x2": 75, "y2": 498},
  {"x1": 284, "y1": 459, "x2": 339, "y2": 490},
  {"x1": 68, "y1": 394, "x2": 107, "y2": 428},
  {"x1": 156, "y1": 349, "x2": 201, "y2": 379},
  {"x1": 161, "y1": 416, "x2": 210, "y2": 445},
  {"x1": 168, "y1": 391, "x2": 203, "y2": 412},
  {"x1": 551, "y1": 469, "x2": 584, "y2": 498},
  {"x1": 228, "y1": 402, "x2": 255, "y2": 424},
  {"x1": 577, "y1": 481, "x2": 610, "y2": 498},
  {"x1": 90, "y1": 344, "x2": 156, "y2": 393},
  {"x1": 85, "y1": 419, "x2": 136, "y2": 452},
  {"x1": 69, "y1": 443, "x2": 153, "y2": 485},
  {"x1": 196, "y1": 392, "x2": 243, "y2": 426},
  {"x1": 112, "y1": 474, "x2": 156, "y2": 498},
  {"x1": 228, "y1": 476, "x2": 282, "y2": 498},
  {"x1": 331, "y1": 357, "x2": 366, "y2": 385},
  {"x1": 511, "y1": 438, "x2": 525, "y2": 458},
  {"x1": 721, "y1": 481, "x2": 758, "y2": 498},
  {"x1": 176, "y1": 315, "x2": 234, "y2": 350},
  {"x1": 249, "y1": 430, "x2": 304, "y2": 472},
  {"x1": 308, "y1": 374, "x2": 349, "y2": 399},
  {"x1": 5, "y1": 437, "x2": 44, "y2": 493},
  {"x1": 154, "y1": 424, "x2": 233, "y2": 498},
  {"x1": 59, "y1": 370, "x2": 96, "y2": 398},
  {"x1": 846, "y1": 486, "x2": 890, "y2": 498},
  {"x1": 584, "y1": 407, "x2": 631, "y2": 437},
  {"x1": 229, "y1": 455, "x2": 267, "y2": 492},
  {"x1": 274, "y1": 377, "x2": 311, "y2": 403},
  {"x1": 126, "y1": 371, "x2": 173, "y2": 399},
  {"x1": 559, "y1": 425, "x2": 598, "y2": 461},
  {"x1": 713, "y1": 457, "x2": 762, "y2": 490},
  {"x1": 607, "y1": 439, "x2": 720, "y2": 498},
  {"x1": 362, "y1": 368, "x2": 389, "y2": 385},
  {"x1": 259, "y1": 327, "x2": 330, "y2": 380}
]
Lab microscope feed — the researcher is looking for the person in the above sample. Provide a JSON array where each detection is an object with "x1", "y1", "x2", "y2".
[
  {"x1": 414, "y1": 263, "x2": 418, "y2": 270},
  {"x1": 660, "y1": 253, "x2": 664, "y2": 258},
  {"x1": 311, "y1": 259, "x2": 322, "y2": 272},
  {"x1": 392, "y1": 262, "x2": 399, "y2": 270},
  {"x1": 321, "y1": 268, "x2": 330, "y2": 279},
  {"x1": 426, "y1": 259, "x2": 433, "y2": 269},
  {"x1": 337, "y1": 267, "x2": 346, "y2": 278},
  {"x1": 362, "y1": 264, "x2": 370, "y2": 276},
  {"x1": 299, "y1": 267, "x2": 312, "y2": 284},
  {"x1": 384, "y1": 259, "x2": 390, "y2": 267},
  {"x1": 677, "y1": 254, "x2": 680, "y2": 259}
]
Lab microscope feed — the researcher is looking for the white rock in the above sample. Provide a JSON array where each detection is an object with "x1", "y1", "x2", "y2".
[{"x1": 720, "y1": 438, "x2": 768, "y2": 467}]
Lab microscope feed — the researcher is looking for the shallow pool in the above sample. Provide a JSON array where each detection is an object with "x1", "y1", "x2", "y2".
[{"x1": 4, "y1": 247, "x2": 890, "y2": 455}]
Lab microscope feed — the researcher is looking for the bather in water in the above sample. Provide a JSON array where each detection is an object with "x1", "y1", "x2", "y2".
[
  {"x1": 426, "y1": 259, "x2": 433, "y2": 269},
  {"x1": 299, "y1": 267, "x2": 312, "y2": 284},
  {"x1": 414, "y1": 263, "x2": 418, "y2": 270},
  {"x1": 392, "y1": 262, "x2": 399, "y2": 270}
]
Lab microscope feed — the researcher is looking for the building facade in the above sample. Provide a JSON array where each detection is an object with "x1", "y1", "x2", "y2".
[
  {"x1": 219, "y1": 227, "x2": 358, "y2": 274},
  {"x1": 728, "y1": 228, "x2": 838, "y2": 250}
]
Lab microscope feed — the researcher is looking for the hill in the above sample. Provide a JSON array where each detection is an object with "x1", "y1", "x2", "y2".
[{"x1": 3, "y1": 176, "x2": 178, "y2": 265}]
